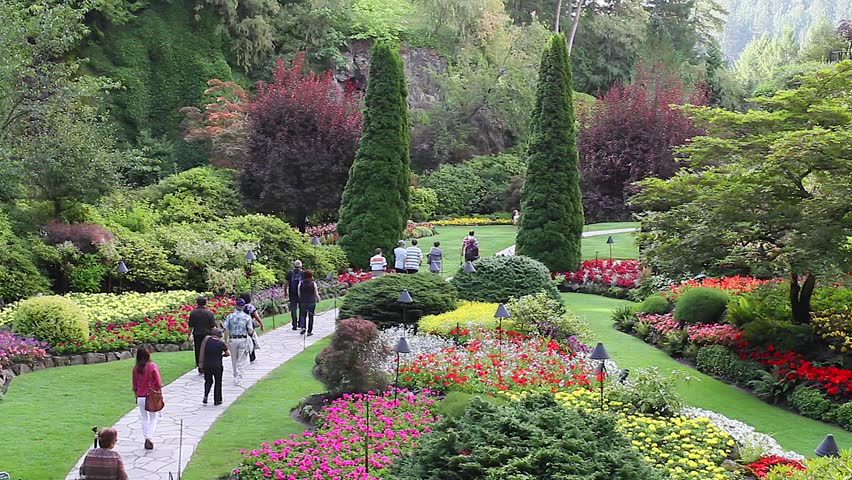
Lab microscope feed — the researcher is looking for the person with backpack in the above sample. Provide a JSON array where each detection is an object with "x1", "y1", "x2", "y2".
[
  {"x1": 298, "y1": 269, "x2": 322, "y2": 336},
  {"x1": 462, "y1": 231, "x2": 480, "y2": 262},
  {"x1": 284, "y1": 260, "x2": 304, "y2": 330},
  {"x1": 239, "y1": 292, "x2": 264, "y2": 363}
]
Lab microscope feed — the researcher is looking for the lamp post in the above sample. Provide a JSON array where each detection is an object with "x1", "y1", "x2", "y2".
[
  {"x1": 392, "y1": 337, "x2": 411, "y2": 402},
  {"x1": 311, "y1": 236, "x2": 321, "y2": 246},
  {"x1": 494, "y1": 303, "x2": 511, "y2": 355},
  {"x1": 606, "y1": 235, "x2": 615, "y2": 260},
  {"x1": 463, "y1": 261, "x2": 476, "y2": 273},
  {"x1": 116, "y1": 260, "x2": 129, "y2": 293},
  {"x1": 364, "y1": 393, "x2": 371, "y2": 474},
  {"x1": 815, "y1": 434, "x2": 840, "y2": 457},
  {"x1": 590, "y1": 342, "x2": 610, "y2": 411},
  {"x1": 397, "y1": 289, "x2": 413, "y2": 326}
]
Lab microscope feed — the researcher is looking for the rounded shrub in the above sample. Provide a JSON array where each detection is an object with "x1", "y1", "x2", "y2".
[
  {"x1": 450, "y1": 255, "x2": 560, "y2": 303},
  {"x1": 338, "y1": 273, "x2": 458, "y2": 329},
  {"x1": 696, "y1": 345, "x2": 735, "y2": 379},
  {"x1": 507, "y1": 292, "x2": 593, "y2": 342},
  {"x1": 789, "y1": 385, "x2": 833, "y2": 421},
  {"x1": 673, "y1": 287, "x2": 730, "y2": 324},
  {"x1": 640, "y1": 294, "x2": 670, "y2": 314},
  {"x1": 12, "y1": 296, "x2": 89, "y2": 345},
  {"x1": 392, "y1": 392, "x2": 663, "y2": 480},
  {"x1": 832, "y1": 401, "x2": 852, "y2": 430},
  {"x1": 313, "y1": 317, "x2": 389, "y2": 394}
]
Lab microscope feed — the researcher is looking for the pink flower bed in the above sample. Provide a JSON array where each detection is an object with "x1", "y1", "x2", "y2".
[
  {"x1": 555, "y1": 259, "x2": 642, "y2": 289},
  {"x1": 636, "y1": 313, "x2": 681, "y2": 335},
  {"x1": 0, "y1": 331, "x2": 49, "y2": 367},
  {"x1": 687, "y1": 323, "x2": 741, "y2": 346},
  {"x1": 234, "y1": 390, "x2": 438, "y2": 479}
]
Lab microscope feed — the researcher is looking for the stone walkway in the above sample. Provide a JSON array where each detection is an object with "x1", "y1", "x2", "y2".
[
  {"x1": 494, "y1": 227, "x2": 638, "y2": 256},
  {"x1": 65, "y1": 309, "x2": 338, "y2": 480}
]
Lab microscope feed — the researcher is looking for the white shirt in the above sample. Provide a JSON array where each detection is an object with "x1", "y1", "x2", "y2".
[
  {"x1": 405, "y1": 246, "x2": 422, "y2": 270},
  {"x1": 394, "y1": 247, "x2": 407, "y2": 269},
  {"x1": 369, "y1": 254, "x2": 388, "y2": 271}
]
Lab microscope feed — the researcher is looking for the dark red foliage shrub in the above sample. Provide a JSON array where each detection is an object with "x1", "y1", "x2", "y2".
[
  {"x1": 43, "y1": 222, "x2": 114, "y2": 252},
  {"x1": 578, "y1": 63, "x2": 708, "y2": 222},
  {"x1": 313, "y1": 317, "x2": 389, "y2": 394}
]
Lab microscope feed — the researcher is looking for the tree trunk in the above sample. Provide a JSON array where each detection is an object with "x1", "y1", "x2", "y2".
[
  {"x1": 555, "y1": 0, "x2": 563, "y2": 32},
  {"x1": 790, "y1": 272, "x2": 816, "y2": 324},
  {"x1": 567, "y1": 0, "x2": 586, "y2": 55}
]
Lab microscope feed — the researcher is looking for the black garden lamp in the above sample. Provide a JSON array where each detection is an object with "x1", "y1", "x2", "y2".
[
  {"x1": 311, "y1": 236, "x2": 321, "y2": 246},
  {"x1": 494, "y1": 303, "x2": 511, "y2": 355},
  {"x1": 116, "y1": 260, "x2": 129, "y2": 293},
  {"x1": 590, "y1": 342, "x2": 610, "y2": 411},
  {"x1": 463, "y1": 261, "x2": 476, "y2": 273},
  {"x1": 815, "y1": 434, "x2": 839, "y2": 457},
  {"x1": 397, "y1": 289, "x2": 413, "y2": 326},
  {"x1": 392, "y1": 337, "x2": 411, "y2": 401},
  {"x1": 606, "y1": 235, "x2": 615, "y2": 260}
]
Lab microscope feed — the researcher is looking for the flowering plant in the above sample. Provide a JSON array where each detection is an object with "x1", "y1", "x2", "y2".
[
  {"x1": 637, "y1": 312, "x2": 681, "y2": 335},
  {"x1": 665, "y1": 275, "x2": 771, "y2": 300},
  {"x1": 431, "y1": 216, "x2": 512, "y2": 226},
  {"x1": 554, "y1": 259, "x2": 643, "y2": 289},
  {"x1": 746, "y1": 455, "x2": 805, "y2": 478},
  {"x1": 337, "y1": 270, "x2": 373, "y2": 285},
  {"x1": 0, "y1": 331, "x2": 49, "y2": 367},
  {"x1": 233, "y1": 389, "x2": 438, "y2": 480},
  {"x1": 738, "y1": 343, "x2": 852, "y2": 398},
  {"x1": 811, "y1": 305, "x2": 852, "y2": 354},
  {"x1": 687, "y1": 323, "x2": 742, "y2": 346}
]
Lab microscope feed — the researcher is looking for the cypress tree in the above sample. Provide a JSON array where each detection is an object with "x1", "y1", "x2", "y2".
[
  {"x1": 516, "y1": 33, "x2": 584, "y2": 271},
  {"x1": 337, "y1": 42, "x2": 411, "y2": 268}
]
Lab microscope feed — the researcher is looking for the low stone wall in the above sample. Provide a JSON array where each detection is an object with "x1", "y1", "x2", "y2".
[{"x1": 0, "y1": 341, "x2": 193, "y2": 396}]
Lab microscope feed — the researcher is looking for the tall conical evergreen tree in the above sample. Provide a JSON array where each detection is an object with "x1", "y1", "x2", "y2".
[
  {"x1": 337, "y1": 42, "x2": 411, "y2": 268},
  {"x1": 516, "y1": 33, "x2": 584, "y2": 271}
]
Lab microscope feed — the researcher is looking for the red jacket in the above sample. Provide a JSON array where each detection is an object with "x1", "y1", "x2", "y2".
[{"x1": 132, "y1": 361, "x2": 162, "y2": 397}]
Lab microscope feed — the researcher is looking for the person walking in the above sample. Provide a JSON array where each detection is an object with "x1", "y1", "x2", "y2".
[
  {"x1": 405, "y1": 239, "x2": 423, "y2": 274},
  {"x1": 79, "y1": 428, "x2": 129, "y2": 480},
  {"x1": 512, "y1": 209, "x2": 520, "y2": 226},
  {"x1": 428, "y1": 241, "x2": 443, "y2": 274},
  {"x1": 131, "y1": 346, "x2": 162, "y2": 450},
  {"x1": 284, "y1": 260, "x2": 304, "y2": 330},
  {"x1": 187, "y1": 296, "x2": 215, "y2": 374},
  {"x1": 369, "y1": 248, "x2": 388, "y2": 278},
  {"x1": 462, "y1": 230, "x2": 480, "y2": 262},
  {"x1": 199, "y1": 328, "x2": 229, "y2": 405},
  {"x1": 223, "y1": 298, "x2": 254, "y2": 387},
  {"x1": 240, "y1": 292, "x2": 264, "y2": 363},
  {"x1": 298, "y1": 269, "x2": 322, "y2": 336},
  {"x1": 393, "y1": 240, "x2": 407, "y2": 273}
]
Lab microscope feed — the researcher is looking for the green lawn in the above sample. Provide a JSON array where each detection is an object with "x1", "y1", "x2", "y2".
[
  {"x1": 581, "y1": 231, "x2": 638, "y2": 261},
  {"x1": 583, "y1": 221, "x2": 639, "y2": 232},
  {"x1": 180, "y1": 338, "x2": 330, "y2": 480},
  {"x1": 564, "y1": 292, "x2": 852, "y2": 455},
  {"x1": 0, "y1": 350, "x2": 194, "y2": 479}
]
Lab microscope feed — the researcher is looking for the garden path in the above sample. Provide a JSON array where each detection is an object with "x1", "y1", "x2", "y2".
[
  {"x1": 65, "y1": 309, "x2": 338, "y2": 480},
  {"x1": 494, "y1": 227, "x2": 638, "y2": 256}
]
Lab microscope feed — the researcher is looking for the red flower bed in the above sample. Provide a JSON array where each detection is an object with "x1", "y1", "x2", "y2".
[
  {"x1": 665, "y1": 275, "x2": 771, "y2": 300},
  {"x1": 337, "y1": 270, "x2": 374, "y2": 285},
  {"x1": 746, "y1": 454, "x2": 805, "y2": 478},
  {"x1": 738, "y1": 343, "x2": 852, "y2": 398},
  {"x1": 555, "y1": 259, "x2": 642, "y2": 289}
]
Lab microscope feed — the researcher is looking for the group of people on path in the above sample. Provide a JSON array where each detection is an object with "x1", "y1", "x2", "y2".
[{"x1": 367, "y1": 231, "x2": 480, "y2": 277}]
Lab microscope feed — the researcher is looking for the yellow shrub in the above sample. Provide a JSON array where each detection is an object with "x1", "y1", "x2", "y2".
[{"x1": 418, "y1": 301, "x2": 515, "y2": 334}]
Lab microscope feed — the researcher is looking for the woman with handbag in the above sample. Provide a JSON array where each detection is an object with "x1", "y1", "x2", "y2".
[{"x1": 131, "y1": 345, "x2": 163, "y2": 450}]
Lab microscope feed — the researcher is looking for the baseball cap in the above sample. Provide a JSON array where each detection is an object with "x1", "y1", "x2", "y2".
[{"x1": 236, "y1": 298, "x2": 246, "y2": 307}]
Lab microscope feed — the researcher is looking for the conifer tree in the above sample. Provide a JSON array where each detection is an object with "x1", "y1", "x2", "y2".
[
  {"x1": 516, "y1": 33, "x2": 583, "y2": 271},
  {"x1": 337, "y1": 42, "x2": 411, "y2": 268}
]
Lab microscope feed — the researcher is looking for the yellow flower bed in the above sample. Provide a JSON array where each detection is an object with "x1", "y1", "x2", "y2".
[
  {"x1": 812, "y1": 306, "x2": 852, "y2": 353},
  {"x1": 552, "y1": 389, "x2": 736, "y2": 480},
  {"x1": 418, "y1": 301, "x2": 515, "y2": 334},
  {"x1": 432, "y1": 217, "x2": 513, "y2": 226}
]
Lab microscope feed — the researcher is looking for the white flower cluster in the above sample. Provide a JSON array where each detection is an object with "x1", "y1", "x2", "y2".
[
  {"x1": 682, "y1": 406, "x2": 804, "y2": 460},
  {"x1": 376, "y1": 326, "x2": 453, "y2": 374}
]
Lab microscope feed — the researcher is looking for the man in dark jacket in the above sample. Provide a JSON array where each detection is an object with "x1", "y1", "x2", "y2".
[
  {"x1": 284, "y1": 260, "x2": 304, "y2": 330},
  {"x1": 187, "y1": 296, "x2": 215, "y2": 373},
  {"x1": 200, "y1": 328, "x2": 229, "y2": 405}
]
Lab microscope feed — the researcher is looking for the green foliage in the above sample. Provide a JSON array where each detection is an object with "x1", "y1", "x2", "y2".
[
  {"x1": 12, "y1": 296, "x2": 89, "y2": 345},
  {"x1": 832, "y1": 402, "x2": 852, "y2": 430},
  {"x1": 506, "y1": 292, "x2": 593, "y2": 342},
  {"x1": 749, "y1": 369, "x2": 797, "y2": 405},
  {"x1": 350, "y1": 0, "x2": 412, "y2": 40},
  {"x1": 741, "y1": 319, "x2": 818, "y2": 353},
  {"x1": 609, "y1": 367, "x2": 691, "y2": 417},
  {"x1": 391, "y1": 393, "x2": 664, "y2": 480},
  {"x1": 68, "y1": 254, "x2": 108, "y2": 293},
  {"x1": 115, "y1": 232, "x2": 188, "y2": 291},
  {"x1": 765, "y1": 449, "x2": 852, "y2": 480},
  {"x1": 409, "y1": 186, "x2": 438, "y2": 221},
  {"x1": 143, "y1": 166, "x2": 242, "y2": 223},
  {"x1": 313, "y1": 317, "x2": 389, "y2": 394},
  {"x1": 726, "y1": 282, "x2": 792, "y2": 326},
  {"x1": 799, "y1": 16, "x2": 849, "y2": 62},
  {"x1": 420, "y1": 154, "x2": 525, "y2": 216},
  {"x1": 194, "y1": 0, "x2": 280, "y2": 71},
  {"x1": 612, "y1": 304, "x2": 638, "y2": 331},
  {"x1": 83, "y1": 0, "x2": 233, "y2": 146},
  {"x1": 337, "y1": 42, "x2": 410, "y2": 268},
  {"x1": 338, "y1": 273, "x2": 458, "y2": 328},
  {"x1": 449, "y1": 255, "x2": 560, "y2": 303},
  {"x1": 639, "y1": 294, "x2": 670, "y2": 314},
  {"x1": 432, "y1": 391, "x2": 506, "y2": 420},
  {"x1": 673, "y1": 287, "x2": 730, "y2": 325},
  {"x1": 0, "y1": 214, "x2": 51, "y2": 301},
  {"x1": 695, "y1": 344, "x2": 763, "y2": 385},
  {"x1": 789, "y1": 385, "x2": 833, "y2": 422},
  {"x1": 516, "y1": 33, "x2": 583, "y2": 272}
]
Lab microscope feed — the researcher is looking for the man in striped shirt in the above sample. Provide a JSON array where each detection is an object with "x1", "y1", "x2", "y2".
[
  {"x1": 369, "y1": 248, "x2": 387, "y2": 278},
  {"x1": 405, "y1": 239, "x2": 423, "y2": 274}
]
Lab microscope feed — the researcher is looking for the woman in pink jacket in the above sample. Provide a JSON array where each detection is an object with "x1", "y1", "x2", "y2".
[{"x1": 131, "y1": 346, "x2": 162, "y2": 450}]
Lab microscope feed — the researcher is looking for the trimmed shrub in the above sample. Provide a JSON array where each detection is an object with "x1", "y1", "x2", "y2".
[
  {"x1": 696, "y1": 345, "x2": 735, "y2": 379},
  {"x1": 339, "y1": 273, "x2": 458, "y2": 329},
  {"x1": 789, "y1": 385, "x2": 833, "y2": 421},
  {"x1": 313, "y1": 317, "x2": 389, "y2": 394},
  {"x1": 673, "y1": 287, "x2": 729, "y2": 324},
  {"x1": 392, "y1": 393, "x2": 663, "y2": 480},
  {"x1": 640, "y1": 294, "x2": 670, "y2": 314},
  {"x1": 507, "y1": 292, "x2": 593, "y2": 342},
  {"x1": 832, "y1": 401, "x2": 852, "y2": 430},
  {"x1": 409, "y1": 187, "x2": 438, "y2": 221},
  {"x1": 12, "y1": 296, "x2": 89, "y2": 345},
  {"x1": 729, "y1": 358, "x2": 766, "y2": 387},
  {"x1": 450, "y1": 255, "x2": 559, "y2": 303},
  {"x1": 433, "y1": 391, "x2": 506, "y2": 420}
]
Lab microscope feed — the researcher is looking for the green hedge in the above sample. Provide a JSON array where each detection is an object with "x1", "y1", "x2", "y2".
[
  {"x1": 674, "y1": 287, "x2": 729, "y2": 324},
  {"x1": 639, "y1": 294, "x2": 669, "y2": 314},
  {"x1": 338, "y1": 273, "x2": 457, "y2": 329},
  {"x1": 12, "y1": 296, "x2": 89, "y2": 345},
  {"x1": 449, "y1": 255, "x2": 560, "y2": 303}
]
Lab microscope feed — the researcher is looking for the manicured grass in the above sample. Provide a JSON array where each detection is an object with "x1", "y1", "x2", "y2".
[
  {"x1": 581, "y1": 231, "x2": 637, "y2": 260},
  {"x1": 180, "y1": 338, "x2": 330, "y2": 480},
  {"x1": 583, "y1": 221, "x2": 639, "y2": 232},
  {"x1": 565, "y1": 292, "x2": 852, "y2": 455},
  {"x1": 0, "y1": 350, "x2": 194, "y2": 479},
  {"x1": 421, "y1": 225, "x2": 517, "y2": 277}
]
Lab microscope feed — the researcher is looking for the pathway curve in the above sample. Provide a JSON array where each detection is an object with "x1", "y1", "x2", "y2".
[
  {"x1": 494, "y1": 227, "x2": 638, "y2": 256},
  {"x1": 65, "y1": 309, "x2": 338, "y2": 480}
]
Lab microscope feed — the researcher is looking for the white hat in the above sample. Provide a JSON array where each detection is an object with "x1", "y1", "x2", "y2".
[{"x1": 294, "y1": 260, "x2": 303, "y2": 267}]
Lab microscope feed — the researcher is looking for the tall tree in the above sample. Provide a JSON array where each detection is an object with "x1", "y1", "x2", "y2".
[
  {"x1": 238, "y1": 54, "x2": 363, "y2": 232},
  {"x1": 516, "y1": 33, "x2": 583, "y2": 271},
  {"x1": 337, "y1": 42, "x2": 411, "y2": 268}
]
